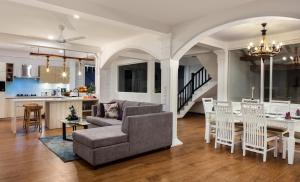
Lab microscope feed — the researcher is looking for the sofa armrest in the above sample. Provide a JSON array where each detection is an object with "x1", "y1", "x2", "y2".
[
  {"x1": 126, "y1": 112, "x2": 172, "y2": 155},
  {"x1": 91, "y1": 105, "x2": 98, "y2": 117}
]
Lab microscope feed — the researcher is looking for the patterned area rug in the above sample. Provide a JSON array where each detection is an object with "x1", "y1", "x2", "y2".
[{"x1": 39, "y1": 136, "x2": 79, "y2": 162}]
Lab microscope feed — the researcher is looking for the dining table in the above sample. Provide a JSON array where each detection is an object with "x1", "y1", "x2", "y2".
[{"x1": 206, "y1": 110, "x2": 299, "y2": 165}]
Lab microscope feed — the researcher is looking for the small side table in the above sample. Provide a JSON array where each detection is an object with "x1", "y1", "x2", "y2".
[{"x1": 62, "y1": 120, "x2": 89, "y2": 141}]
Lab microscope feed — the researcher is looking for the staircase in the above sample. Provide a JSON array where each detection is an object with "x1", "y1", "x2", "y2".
[{"x1": 177, "y1": 67, "x2": 217, "y2": 118}]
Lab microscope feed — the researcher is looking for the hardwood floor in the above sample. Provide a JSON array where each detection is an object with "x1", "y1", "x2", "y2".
[{"x1": 1, "y1": 113, "x2": 300, "y2": 182}]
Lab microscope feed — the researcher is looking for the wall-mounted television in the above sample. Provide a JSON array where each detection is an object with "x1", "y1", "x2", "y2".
[{"x1": 0, "y1": 81, "x2": 5, "y2": 92}]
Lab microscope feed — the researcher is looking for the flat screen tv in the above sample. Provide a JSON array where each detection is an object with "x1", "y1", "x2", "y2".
[{"x1": 0, "y1": 81, "x2": 5, "y2": 92}]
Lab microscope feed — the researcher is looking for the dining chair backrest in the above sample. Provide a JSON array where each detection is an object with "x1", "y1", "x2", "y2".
[
  {"x1": 214, "y1": 101, "x2": 234, "y2": 142},
  {"x1": 242, "y1": 98, "x2": 260, "y2": 104},
  {"x1": 269, "y1": 100, "x2": 291, "y2": 115},
  {"x1": 202, "y1": 98, "x2": 214, "y2": 113},
  {"x1": 241, "y1": 103, "x2": 266, "y2": 149}
]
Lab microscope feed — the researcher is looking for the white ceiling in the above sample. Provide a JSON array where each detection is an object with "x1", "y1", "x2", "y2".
[
  {"x1": 210, "y1": 18, "x2": 300, "y2": 42},
  {"x1": 86, "y1": 0, "x2": 256, "y2": 26},
  {"x1": 1, "y1": 0, "x2": 300, "y2": 53},
  {"x1": 0, "y1": 1, "x2": 146, "y2": 47}
]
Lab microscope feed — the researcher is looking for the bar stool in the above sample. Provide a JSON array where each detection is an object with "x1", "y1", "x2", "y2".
[{"x1": 23, "y1": 104, "x2": 43, "y2": 133}]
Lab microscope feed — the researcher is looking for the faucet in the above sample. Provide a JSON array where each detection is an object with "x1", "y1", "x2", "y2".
[{"x1": 73, "y1": 88, "x2": 80, "y2": 97}]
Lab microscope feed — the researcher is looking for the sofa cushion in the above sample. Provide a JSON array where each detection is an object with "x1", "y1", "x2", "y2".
[
  {"x1": 122, "y1": 101, "x2": 140, "y2": 110},
  {"x1": 73, "y1": 125, "x2": 128, "y2": 148},
  {"x1": 138, "y1": 102, "x2": 157, "y2": 106},
  {"x1": 121, "y1": 104, "x2": 163, "y2": 133},
  {"x1": 86, "y1": 116, "x2": 122, "y2": 126}
]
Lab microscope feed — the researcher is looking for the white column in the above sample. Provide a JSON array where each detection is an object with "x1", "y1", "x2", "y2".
[
  {"x1": 95, "y1": 53, "x2": 101, "y2": 98},
  {"x1": 160, "y1": 58, "x2": 183, "y2": 147},
  {"x1": 214, "y1": 50, "x2": 229, "y2": 101},
  {"x1": 161, "y1": 59, "x2": 170, "y2": 111},
  {"x1": 260, "y1": 58, "x2": 264, "y2": 102},
  {"x1": 148, "y1": 60, "x2": 155, "y2": 102},
  {"x1": 269, "y1": 57, "x2": 273, "y2": 102}
]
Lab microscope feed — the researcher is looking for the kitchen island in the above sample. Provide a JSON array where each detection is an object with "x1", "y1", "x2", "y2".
[{"x1": 7, "y1": 97, "x2": 98, "y2": 133}]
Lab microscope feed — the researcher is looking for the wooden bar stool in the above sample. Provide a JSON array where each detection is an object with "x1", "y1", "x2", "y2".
[{"x1": 23, "y1": 104, "x2": 43, "y2": 133}]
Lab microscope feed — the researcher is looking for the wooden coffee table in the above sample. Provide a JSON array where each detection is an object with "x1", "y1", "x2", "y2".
[{"x1": 62, "y1": 119, "x2": 89, "y2": 141}]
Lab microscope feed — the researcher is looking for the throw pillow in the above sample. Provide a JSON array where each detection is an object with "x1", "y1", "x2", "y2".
[{"x1": 103, "y1": 102, "x2": 119, "y2": 118}]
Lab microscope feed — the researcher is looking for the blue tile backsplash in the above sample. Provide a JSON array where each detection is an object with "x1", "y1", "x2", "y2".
[{"x1": 6, "y1": 78, "x2": 69, "y2": 96}]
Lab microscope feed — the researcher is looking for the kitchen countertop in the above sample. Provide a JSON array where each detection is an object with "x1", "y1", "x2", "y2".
[{"x1": 6, "y1": 96, "x2": 98, "y2": 102}]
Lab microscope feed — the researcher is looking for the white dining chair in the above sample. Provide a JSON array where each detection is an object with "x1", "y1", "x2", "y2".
[
  {"x1": 268, "y1": 100, "x2": 290, "y2": 145},
  {"x1": 241, "y1": 103, "x2": 278, "y2": 162},
  {"x1": 268, "y1": 100, "x2": 291, "y2": 115},
  {"x1": 202, "y1": 98, "x2": 215, "y2": 143},
  {"x1": 214, "y1": 101, "x2": 242, "y2": 153},
  {"x1": 242, "y1": 98, "x2": 260, "y2": 104}
]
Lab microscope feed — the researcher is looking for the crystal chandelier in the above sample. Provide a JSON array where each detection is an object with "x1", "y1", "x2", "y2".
[{"x1": 248, "y1": 23, "x2": 282, "y2": 57}]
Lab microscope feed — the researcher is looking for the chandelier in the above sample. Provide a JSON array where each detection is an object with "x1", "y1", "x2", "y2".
[{"x1": 248, "y1": 23, "x2": 282, "y2": 58}]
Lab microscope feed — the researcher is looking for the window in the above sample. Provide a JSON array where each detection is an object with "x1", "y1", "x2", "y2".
[
  {"x1": 155, "y1": 62, "x2": 161, "y2": 93},
  {"x1": 118, "y1": 63, "x2": 147, "y2": 92},
  {"x1": 85, "y1": 65, "x2": 95, "y2": 87},
  {"x1": 228, "y1": 43, "x2": 300, "y2": 103}
]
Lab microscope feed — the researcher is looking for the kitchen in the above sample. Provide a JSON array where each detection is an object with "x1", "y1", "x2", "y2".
[{"x1": 0, "y1": 46, "x2": 98, "y2": 133}]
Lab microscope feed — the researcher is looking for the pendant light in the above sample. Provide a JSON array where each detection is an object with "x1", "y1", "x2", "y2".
[
  {"x1": 78, "y1": 59, "x2": 82, "y2": 76},
  {"x1": 46, "y1": 56, "x2": 50, "y2": 72},
  {"x1": 62, "y1": 50, "x2": 67, "y2": 77}
]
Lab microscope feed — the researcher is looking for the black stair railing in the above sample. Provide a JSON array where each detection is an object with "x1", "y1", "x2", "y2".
[{"x1": 177, "y1": 67, "x2": 211, "y2": 112}]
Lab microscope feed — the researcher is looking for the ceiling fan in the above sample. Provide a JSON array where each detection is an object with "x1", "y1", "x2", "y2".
[{"x1": 54, "y1": 24, "x2": 86, "y2": 44}]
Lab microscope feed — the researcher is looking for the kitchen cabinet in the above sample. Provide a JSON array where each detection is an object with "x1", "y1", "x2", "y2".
[
  {"x1": 6, "y1": 63, "x2": 13, "y2": 82},
  {"x1": 0, "y1": 62, "x2": 6, "y2": 81},
  {"x1": 39, "y1": 65, "x2": 70, "y2": 84},
  {"x1": 0, "y1": 93, "x2": 6, "y2": 118}
]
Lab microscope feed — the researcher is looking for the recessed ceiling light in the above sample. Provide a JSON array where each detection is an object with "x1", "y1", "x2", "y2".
[
  {"x1": 47, "y1": 35, "x2": 54, "y2": 40},
  {"x1": 59, "y1": 50, "x2": 64, "y2": 53},
  {"x1": 73, "y1": 14, "x2": 80, "y2": 19},
  {"x1": 282, "y1": 56, "x2": 287, "y2": 61}
]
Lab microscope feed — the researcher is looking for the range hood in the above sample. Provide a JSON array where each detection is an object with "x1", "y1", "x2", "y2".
[{"x1": 15, "y1": 64, "x2": 39, "y2": 79}]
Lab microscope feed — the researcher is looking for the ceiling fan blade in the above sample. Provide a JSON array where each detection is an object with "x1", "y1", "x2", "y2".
[{"x1": 65, "y1": 36, "x2": 86, "y2": 42}]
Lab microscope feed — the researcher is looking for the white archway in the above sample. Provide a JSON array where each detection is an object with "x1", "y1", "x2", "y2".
[
  {"x1": 173, "y1": 16, "x2": 300, "y2": 61},
  {"x1": 100, "y1": 34, "x2": 169, "y2": 69}
]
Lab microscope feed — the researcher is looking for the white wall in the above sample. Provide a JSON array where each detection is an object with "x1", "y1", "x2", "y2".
[{"x1": 100, "y1": 56, "x2": 161, "y2": 103}]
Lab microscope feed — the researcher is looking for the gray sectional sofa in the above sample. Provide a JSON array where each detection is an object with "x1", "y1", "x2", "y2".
[{"x1": 72, "y1": 100, "x2": 173, "y2": 166}]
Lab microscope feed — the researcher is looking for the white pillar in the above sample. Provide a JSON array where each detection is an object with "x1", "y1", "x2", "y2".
[
  {"x1": 214, "y1": 50, "x2": 229, "y2": 101},
  {"x1": 95, "y1": 53, "x2": 101, "y2": 98},
  {"x1": 148, "y1": 60, "x2": 155, "y2": 102},
  {"x1": 160, "y1": 58, "x2": 183, "y2": 147},
  {"x1": 269, "y1": 57, "x2": 273, "y2": 102},
  {"x1": 260, "y1": 58, "x2": 264, "y2": 102}
]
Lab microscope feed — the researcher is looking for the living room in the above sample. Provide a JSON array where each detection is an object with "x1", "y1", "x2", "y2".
[{"x1": 1, "y1": 0, "x2": 300, "y2": 181}]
